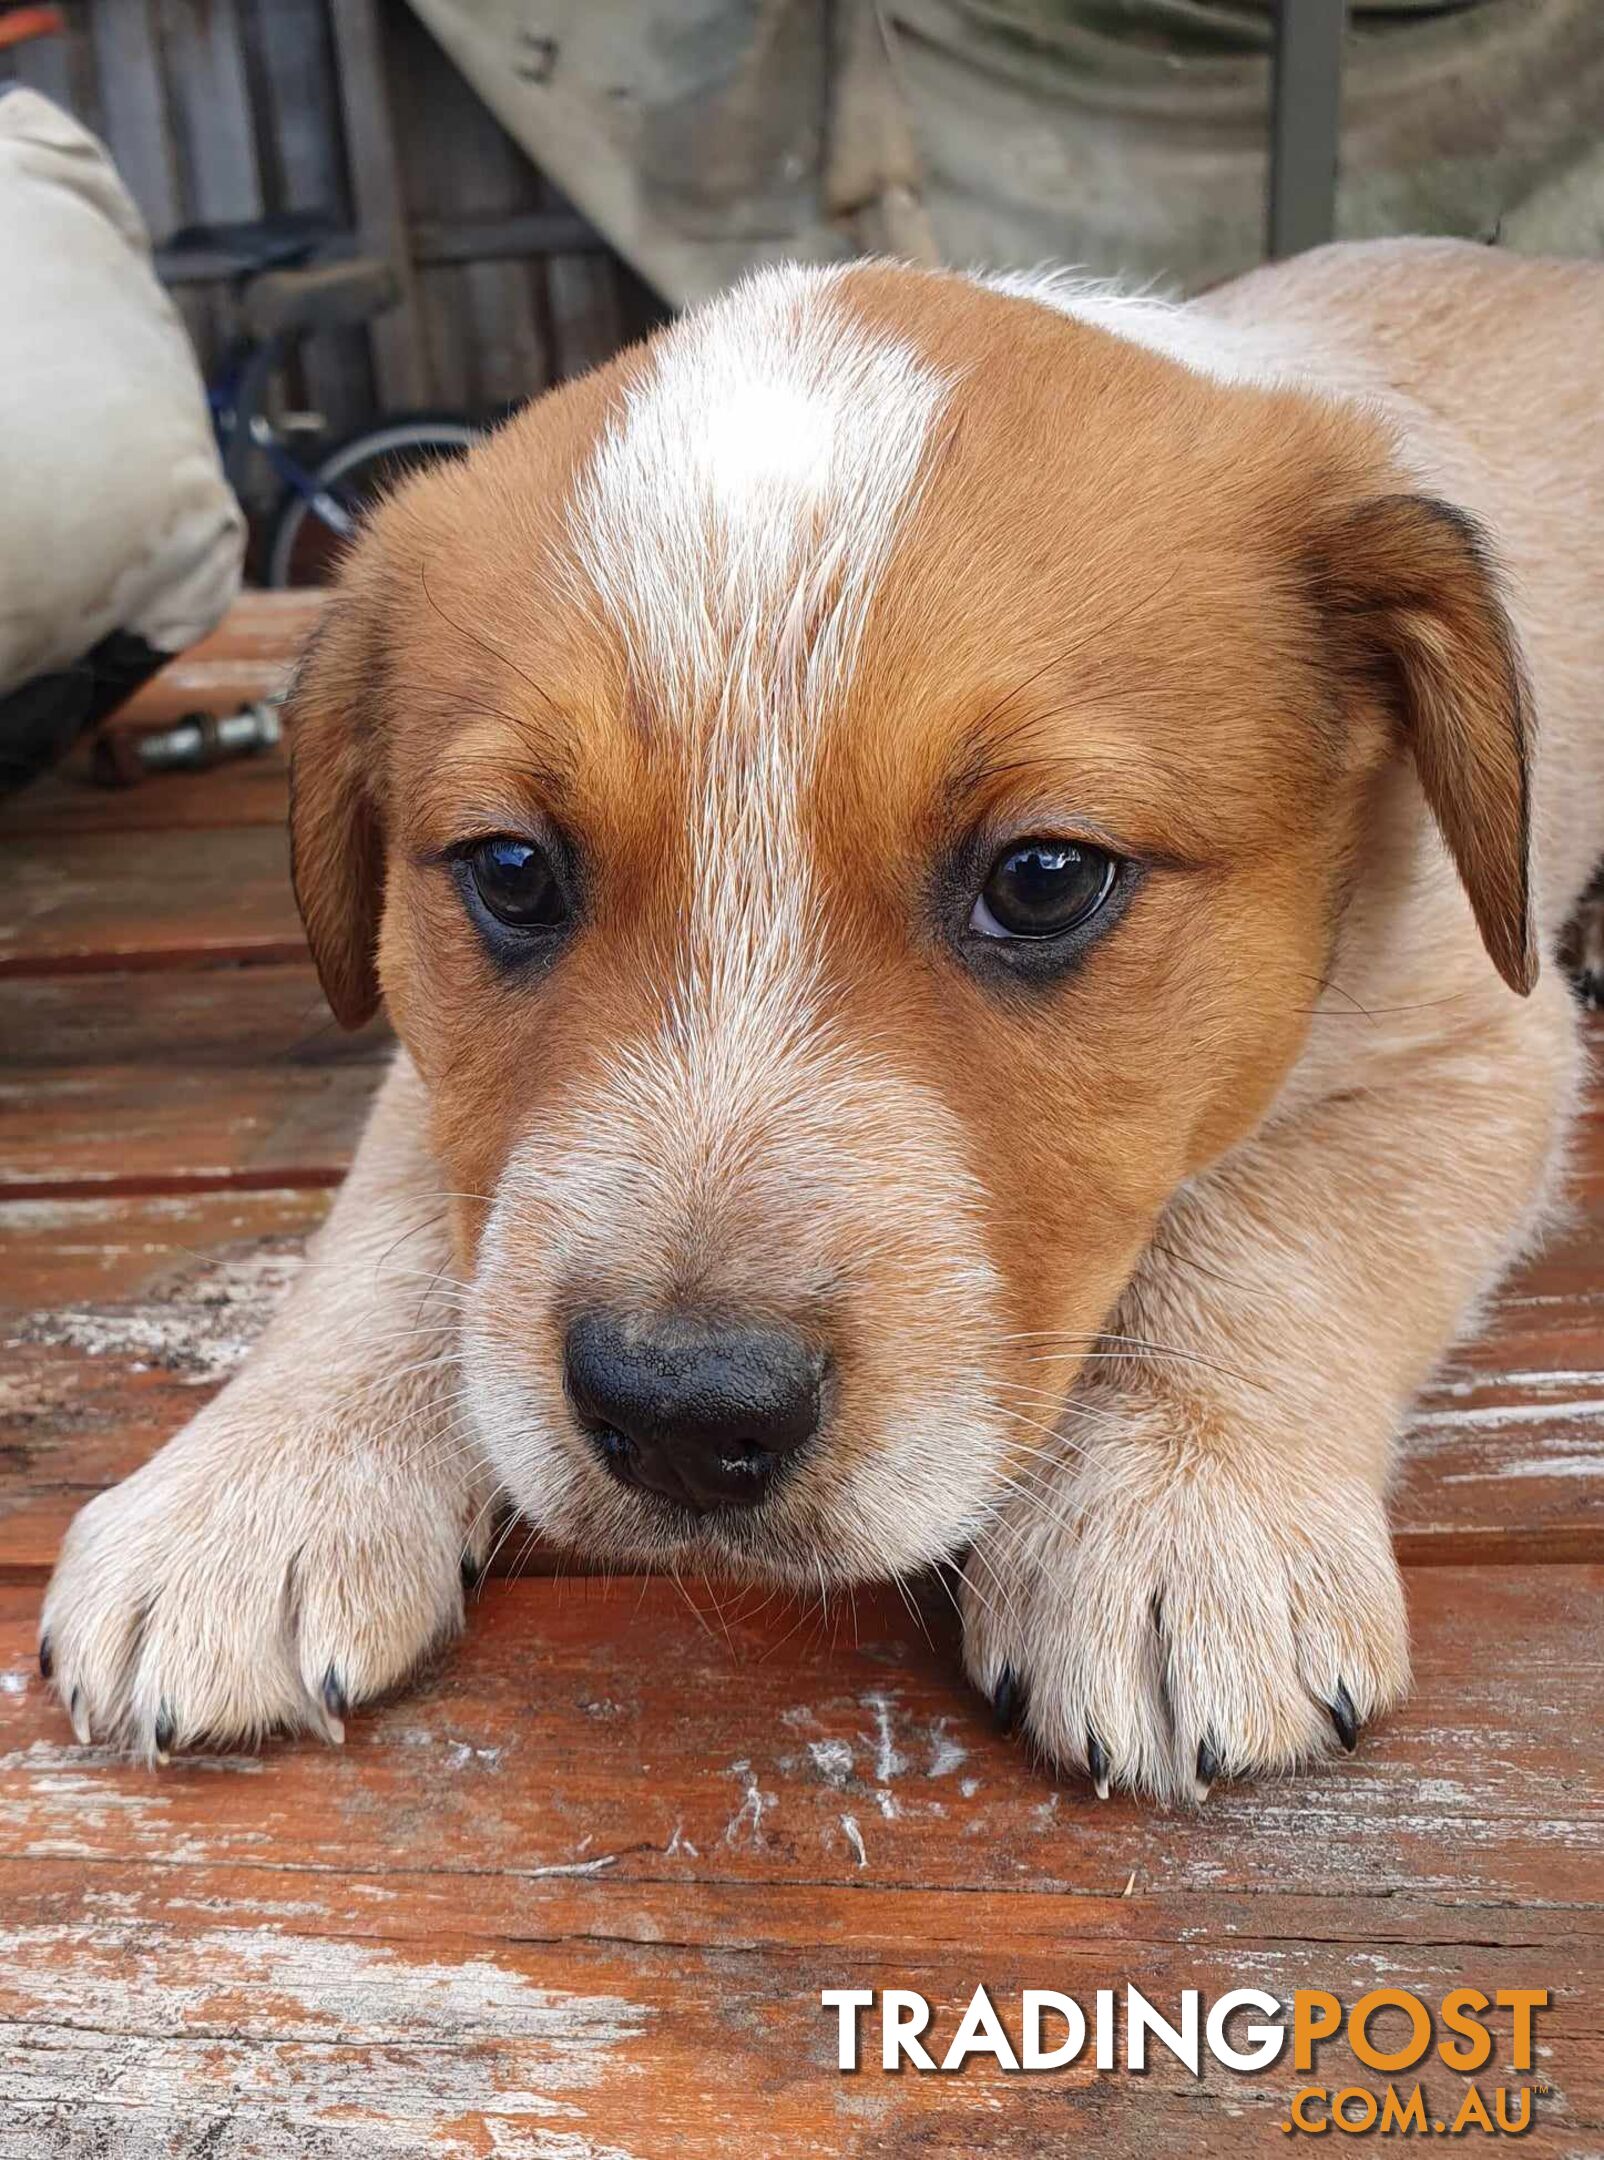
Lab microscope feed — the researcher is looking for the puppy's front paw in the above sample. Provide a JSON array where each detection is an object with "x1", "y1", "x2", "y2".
[
  {"x1": 962, "y1": 1419, "x2": 1409, "y2": 1804},
  {"x1": 40, "y1": 1402, "x2": 495, "y2": 1761}
]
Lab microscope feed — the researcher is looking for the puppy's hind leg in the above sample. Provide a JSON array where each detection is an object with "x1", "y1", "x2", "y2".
[{"x1": 40, "y1": 1055, "x2": 499, "y2": 1760}]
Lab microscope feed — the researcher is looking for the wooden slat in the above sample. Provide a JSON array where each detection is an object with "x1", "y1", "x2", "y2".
[
  {"x1": 327, "y1": 0, "x2": 428, "y2": 408},
  {"x1": 388, "y1": 3, "x2": 550, "y2": 414},
  {"x1": 122, "y1": 589, "x2": 325, "y2": 704},
  {"x1": 0, "y1": 1576, "x2": 1597, "y2": 2154},
  {"x1": 155, "y1": 0, "x2": 266, "y2": 373},
  {"x1": 547, "y1": 225, "x2": 628, "y2": 380},
  {"x1": 0, "y1": 827, "x2": 305, "y2": 975},
  {"x1": 158, "y1": 0, "x2": 262, "y2": 228},
  {"x1": 0, "y1": 1565, "x2": 1596, "y2": 1910},
  {"x1": 412, "y1": 207, "x2": 603, "y2": 262},
  {"x1": 0, "y1": 967, "x2": 382, "y2": 1197},
  {"x1": 245, "y1": 0, "x2": 376, "y2": 437},
  {"x1": 0, "y1": 1874, "x2": 1591, "y2": 2159},
  {"x1": 85, "y1": 0, "x2": 181, "y2": 242},
  {"x1": 0, "y1": 745, "x2": 291, "y2": 840}
]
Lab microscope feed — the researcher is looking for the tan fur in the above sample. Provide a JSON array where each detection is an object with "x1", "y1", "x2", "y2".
[{"x1": 43, "y1": 241, "x2": 1604, "y2": 1802}]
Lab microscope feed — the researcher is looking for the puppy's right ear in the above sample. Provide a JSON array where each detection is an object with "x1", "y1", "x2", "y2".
[{"x1": 287, "y1": 603, "x2": 386, "y2": 1029}]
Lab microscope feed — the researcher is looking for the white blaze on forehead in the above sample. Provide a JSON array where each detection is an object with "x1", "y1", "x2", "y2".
[
  {"x1": 564, "y1": 264, "x2": 952, "y2": 1135},
  {"x1": 569, "y1": 261, "x2": 951, "y2": 710}
]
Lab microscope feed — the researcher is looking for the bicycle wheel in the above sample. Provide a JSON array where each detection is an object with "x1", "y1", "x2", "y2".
[{"x1": 266, "y1": 412, "x2": 481, "y2": 587}]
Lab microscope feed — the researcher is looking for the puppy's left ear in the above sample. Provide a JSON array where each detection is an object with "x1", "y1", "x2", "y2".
[
  {"x1": 287, "y1": 598, "x2": 387, "y2": 1029},
  {"x1": 1314, "y1": 493, "x2": 1535, "y2": 996}
]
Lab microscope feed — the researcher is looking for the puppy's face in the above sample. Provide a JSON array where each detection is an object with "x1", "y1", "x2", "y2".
[{"x1": 291, "y1": 265, "x2": 1530, "y2": 1584}]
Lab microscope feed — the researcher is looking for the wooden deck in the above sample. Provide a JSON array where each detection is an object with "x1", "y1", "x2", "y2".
[{"x1": 0, "y1": 598, "x2": 1599, "y2": 2157}]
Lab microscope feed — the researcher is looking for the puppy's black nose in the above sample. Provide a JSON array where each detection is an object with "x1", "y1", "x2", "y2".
[{"x1": 564, "y1": 1309, "x2": 824, "y2": 1514}]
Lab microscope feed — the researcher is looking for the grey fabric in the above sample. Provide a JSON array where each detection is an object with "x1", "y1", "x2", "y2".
[{"x1": 405, "y1": 0, "x2": 1604, "y2": 300}]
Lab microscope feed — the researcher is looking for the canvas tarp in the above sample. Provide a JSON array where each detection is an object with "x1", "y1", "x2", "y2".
[{"x1": 405, "y1": 0, "x2": 1604, "y2": 301}]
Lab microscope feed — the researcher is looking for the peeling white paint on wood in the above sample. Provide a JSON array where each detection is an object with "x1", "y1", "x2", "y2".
[
  {"x1": 12, "y1": 1241, "x2": 303, "y2": 1385},
  {"x1": 0, "y1": 1922, "x2": 652, "y2": 2159}
]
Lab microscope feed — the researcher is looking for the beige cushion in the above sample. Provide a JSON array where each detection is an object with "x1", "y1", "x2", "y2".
[{"x1": 0, "y1": 89, "x2": 243, "y2": 695}]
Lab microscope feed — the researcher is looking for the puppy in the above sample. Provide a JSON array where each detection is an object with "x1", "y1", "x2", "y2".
[{"x1": 42, "y1": 240, "x2": 1604, "y2": 1801}]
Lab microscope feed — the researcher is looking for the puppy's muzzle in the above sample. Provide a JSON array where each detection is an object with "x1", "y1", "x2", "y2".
[{"x1": 564, "y1": 1309, "x2": 826, "y2": 1515}]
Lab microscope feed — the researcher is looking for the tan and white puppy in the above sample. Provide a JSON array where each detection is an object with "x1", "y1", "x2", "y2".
[{"x1": 42, "y1": 240, "x2": 1604, "y2": 1802}]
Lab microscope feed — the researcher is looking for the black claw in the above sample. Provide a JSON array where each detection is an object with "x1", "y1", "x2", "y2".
[
  {"x1": 153, "y1": 1705, "x2": 176, "y2": 1755},
  {"x1": 1196, "y1": 1735, "x2": 1222, "y2": 1789},
  {"x1": 38, "y1": 1635, "x2": 52, "y2": 1683},
  {"x1": 1086, "y1": 1729, "x2": 1111, "y2": 1797},
  {"x1": 67, "y1": 1683, "x2": 91, "y2": 1745},
  {"x1": 321, "y1": 1665, "x2": 349, "y2": 1722},
  {"x1": 990, "y1": 1666, "x2": 1024, "y2": 1732},
  {"x1": 1327, "y1": 1679, "x2": 1361, "y2": 1753}
]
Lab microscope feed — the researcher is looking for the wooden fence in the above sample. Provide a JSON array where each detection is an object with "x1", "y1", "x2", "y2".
[{"x1": 0, "y1": 0, "x2": 665, "y2": 441}]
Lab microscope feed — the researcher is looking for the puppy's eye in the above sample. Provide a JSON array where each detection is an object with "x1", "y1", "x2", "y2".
[
  {"x1": 466, "y1": 836, "x2": 568, "y2": 929},
  {"x1": 970, "y1": 839, "x2": 1117, "y2": 941}
]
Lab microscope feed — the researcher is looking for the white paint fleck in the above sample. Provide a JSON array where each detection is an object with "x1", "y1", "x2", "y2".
[
  {"x1": 839, "y1": 1814, "x2": 868, "y2": 1869},
  {"x1": 721, "y1": 1759, "x2": 773, "y2": 1849},
  {"x1": 925, "y1": 1721, "x2": 967, "y2": 1778},
  {"x1": 445, "y1": 1741, "x2": 505, "y2": 1771},
  {"x1": 806, "y1": 1738, "x2": 854, "y2": 1787},
  {"x1": 861, "y1": 1694, "x2": 908, "y2": 1785}
]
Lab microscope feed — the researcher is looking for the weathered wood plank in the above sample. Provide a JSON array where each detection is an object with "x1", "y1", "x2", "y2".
[
  {"x1": 388, "y1": 2, "x2": 550, "y2": 413},
  {"x1": 85, "y1": 0, "x2": 181, "y2": 243},
  {"x1": 0, "y1": 1857, "x2": 1593, "y2": 2157},
  {"x1": 1, "y1": 1568, "x2": 1599, "y2": 1906},
  {"x1": 0, "y1": 827, "x2": 305, "y2": 974},
  {"x1": 244, "y1": 0, "x2": 375, "y2": 436},
  {"x1": 0, "y1": 968, "x2": 383, "y2": 1197},
  {"x1": 0, "y1": 744, "x2": 290, "y2": 840},
  {"x1": 327, "y1": 0, "x2": 428, "y2": 408},
  {"x1": 153, "y1": 0, "x2": 265, "y2": 373},
  {"x1": 156, "y1": 0, "x2": 262, "y2": 228},
  {"x1": 547, "y1": 262, "x2": 627, "y2": 381}
]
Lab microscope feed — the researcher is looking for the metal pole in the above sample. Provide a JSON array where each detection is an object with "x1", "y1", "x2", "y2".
[{"x1": 1268, "y1": 0, "x2": 1347, "y2": 259}]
